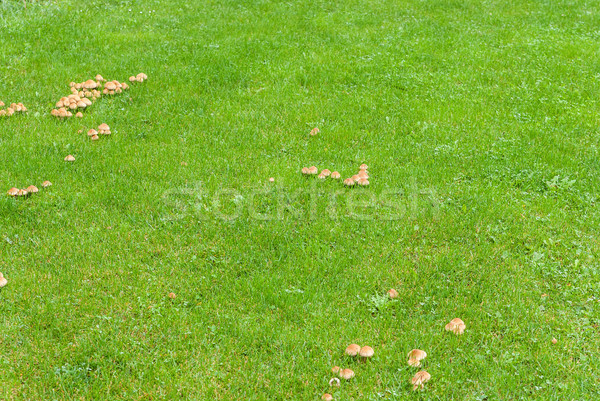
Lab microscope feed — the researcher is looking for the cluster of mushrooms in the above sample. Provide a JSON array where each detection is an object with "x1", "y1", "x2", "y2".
[
  {"x1": 6, "y1": 181, "x2": 52, "y2": 197},
  {"x1": 321, "y1": 290, "x2": 467, "y2": 399},
  {"x1": 86, "y1": 123, "x2": 111, "y2": 141},
  {"x1": 0, "y1": 101, "x2": 27, "y2": 117},
  {"x1": 321, "y1": 345, "x2": 374, "y2": 400},
  {"x1": 302, "y1": 164, "x2": 370, "y2": 186},
  {"x1": 129, "y1": 73, "x2": 148, "y2": 83},
  {"x1": 51, "y1": 73, "x2": 146, "y2": 119}
]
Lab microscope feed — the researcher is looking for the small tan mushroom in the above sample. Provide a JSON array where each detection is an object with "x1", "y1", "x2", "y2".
[
  {"x1": 136, "y1": 72, "x2": 148, "y2": 82},
  {"x1": 357, "y1": 170, "x2": 369, "y2": 179},
  {"x1": 321, "y1": 169, "x2": 331, "y2": 177},
  {"x1": 105, "y1": 81, "x2": 117, "y2": 91},
  {"x1": 343, "y1": 178, "x2": 355, "y2": 187},
  {"x1": 552, "y1": 338, "x2": 558, "y2": 344},
  {"x1": 0, "y1": 272, "x2": 7, "y2": 288},
  {"x1": 331, "y1": 171, "x2": 341, "y2": 179},
  {"x1": 98, "y1": 123, "x2": 110, "y2": 132},
  {"x1": 91, "y1": 134, "x2": 100, "y2": 141},
  {"x1": 339, "y1": 368, "x2": 355, "y2": 380},
  {"x1": 356, "y1": 178, "x2": 369, "y2": 186},
  {"x1": 317, "y1": 173, "x2": 327, "y2": 179},
  {"x1": 95, "y1": 74, "x2": 105, "y2": 82},
  {"x1": 308, "y1": 166, "x2": 318, "y2": 175},
  {"x1": 83, "y1": 79, "x2": 97, "y2": 89},
  {"x1": 75, "y1": 112, "x2": 83, "y2": 118},
  {"x1": 7, "y1": 188, "x2": 19, "y2": 196},
  {"x1": 64, "y1": 155, "x2": 75, "y2": 162},
  {"x1": 301, "y1": 167, "x2": 310, "y2": 175},
  {"x1": 359, "y1": 346, "x2": 374, "y2": 359},
  {"x1": 26, "y1": 185, "x2": 39, "y2": 194},
  {"x1": 359, "y1": 164, "x2": 368, "y2": 170},
  {"x1": 407, "y1": 349, "x2": 427, "y2": 367},
  {"x1": 388, "y1": 288, "x2": 399, "y2": 299},
  {"x1": 168, "y1": 292, "x2": 176, "y2": 299},
  {"x1": 42, "y1": 181, "x2": 52, "y2": 188},
  {"x1": 87, "y1": 129, "x2": 98, "y2": 137},
  {"x1": 411, "y1": 370, "x2": 431, "y2": 391},
  {"x1": 445, "y1": 318, "x2": 466, "y2": 335},
  {"x1": 321, "y1": 394, "x2": 333, "y2": 401},
  {"x1": 310, "y1": 127, "x2": 320, "y2": 136},
  {"x1": 345, "y1": 344, "x2": 361, "y2": 357},
  {"x1": 268, "y1": 177, "x2": 275, "y2": 183},
  {"x1": 77, "y1": 101, "x2": 87, "y2": 109},
  {"x1": 351, "y1": 174, "x2": 360, "y2": 181},
  {"x1": 17, "y1": 189, "x2": 28, "y2": 197},
  {"x1": 331, "y1": 366, "x2": 340, "y2": 374},
  {"x1": 129, "y1": 76, "x2": 136, "y2": 82}
]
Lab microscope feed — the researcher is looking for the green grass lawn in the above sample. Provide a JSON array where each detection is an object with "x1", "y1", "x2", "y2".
[{"x1": 1, "y1": 0, "x2": 600, "y2": 399}]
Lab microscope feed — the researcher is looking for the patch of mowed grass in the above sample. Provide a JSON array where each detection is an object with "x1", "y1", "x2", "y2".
[{"x1": 1, "y1": 0, "x2": 600, "y2": 399}]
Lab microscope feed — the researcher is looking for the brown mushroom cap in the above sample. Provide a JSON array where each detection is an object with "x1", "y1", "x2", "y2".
[
  {"x1": 339, "y1": 368, "x2": 355, "y2": 380},
  {"x1": 407, "y1": 349, "x2": 427, "y2": 366},
  {"x1": 105, "y1": 81, "x2": 117, "y2": 90},
  {"x1": 75, "y1": 112, "x2": 83, "y2": 118},
  {"x1": 26, "y1": 185, "x2": 39, "y2": 194},
  {"x1": 357, "y1": 170, "x2": 369, "y2": 179},
  {"x1": 7, "y1": 187, "x2": 19, "y2": 196},
  {"x1": 345, "y1": 344, "x2": 361, "y2": 357},
  {"x1": 411, "y1": 370, "x2": 431, "y2": 390},
  {"x1": 91, "y1": 134, "x2": 100, "y2": 141},
  {"x1": 308, "y1": 166, "x2": 318, "y2": 175},
  {"x1": 301, "y1": 167, "x2": 310, "y2": 175},
  {"x1": 317, "y1": 173, "x2": 327, "y2": 179},
  {"x1": 84, "y1": 79, "x2": 97, "y2": 89},
  {"x1": 331, "y1": 366, "x2": 341, "y2": 374},
  {"x1": 310, "y1": 127, "x2": 320, "y2": 136},
  {"x1": 17, "y1": 189, "x2": 28, "y2": 197},
  {"x1": 87, "y1": 129, "x2": 98, "y2": 137},
  {"x1": 351, "y1": 174, "x2": 360, "y2": 181},
  {"x1": 356, "y1": 178, "x2": 370, "y2": 186},
  {"x1": 388, "y1": 288, "x2": 399, "y2": 299},
  {"x1": 129, "y1": 76, "x2": 136, "y2": 82},
  {"x1": 0, "y1": 272, "x2": 7, "y2": 288},
  {"x1": 359, "y1": 345, "x2": 374, "y2": 358},
  {"x1": 330, "y1": 171, "x2": 341, "y2": 179},
  {"x1": 445, "y1": 318, "x2": 466, "y2": 335},
  {"x1": 64, "y1": 155, "x2": 75, "y2": 162},
  {"x1": 360, "y1": 164, "x2": 368, "y2": 170},
  {"x1": 321, "y1": 394, "x2": 333, "y2": 401},
  {"x1": 343, "y1": 178, "x2": 355, "y2": 186},
  {"x1": 42, "y1": 181, "x2": 52, "y2": 188},
  {"x1": 98, "y1": 123, "x2": 110, "y2": 131},
  {"x1": 95, "y1": 74, "x2": 105, "y2": 81},
  {"x1": 321, "y1": 169, "x2": 331, "y2": 177}
]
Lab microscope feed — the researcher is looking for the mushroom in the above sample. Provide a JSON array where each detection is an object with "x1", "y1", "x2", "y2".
[
  {"x1": 359, "y1": 346, "x2": 374, "y2": 359},
  {"x1": 42, "y1": 181, "x2": 52, "y2": 188},
  {"x1": 82, "y1": 98, "x2": 92, "y2": 106},
  {"x1": 552, "y1": 338, "x2": 558, "y2": 344},
  {"x1": 321, "y1": 394, "x2": 333, "y2": 401},
  {"x1": 83, "y1": 79, "x2": 97, "y2": 89},
  {"x1": 407, "y1": 349, "x2": 427, "y2": 367},
  {"x1": 411, "y1": 371, "x2": 431, "y2": 391},
  {"x1": 356, "y1": 178, "x2": 369, "y2": 186},
  {"x1": 75, "y1": 112, "x2": 83, "y2": 118},
  {"x1": 317, "y1": 173, "x2": 327, "y2": 179},
  {"x1": 0, "y1": 272, "x2": 7, "y2": 288},
  {"x1": 331, "y1": 366, "x2": 340, "y2": 374},
  {"x1": 301, "y1": 167, "x2": 310, "y2": 175},
  {"x1": 77, "y1": 101, "x2": 87, "y2": 109},
  {"x1": 91, "y1": 134, "x2": 100, "y2": 141},
  {"x1": 351, "y1": 174, "x2": 360, "y2": 181},
  {"x1": 136, "y1": 72, "x2": 148, "y2": 82},
  {"x1": 321, "y1": 169, "x2": 331, "y2": 177},
  {"x1": 0, "y1": 110, "x2": 6, "y2": 117},
  {"x1": 7, "y1": 188, "x2": 19, "y2": 196},
  {"x1": 95, "y1": 74, "x2": 105, "y2": 82},
  {"x1": 339, "y1": 368, "x2": 355, "y2": 380},
  {"x1": 308, "y1": 166, "x2": 318, "y2": 175},
  {"x1": 98, "y1": 123, "x2": 110, "y2": 133},
  {"x1": 17, "y1": 189, "x2": 28, "y2": 197},
  {"x1": 445, "y1": 318, "x2": 466, "y2": 335},
  {"x1": 168, "y1": 292, "x2": 176, "y2": 299},
  {"x1": 26, "y1": 185, "x2": 39, "y2": 194},
  {"x1": 64, "y1": 155, "x2": 75, "y2": 162},
  {"x1": 310, "y1": 127, "x2": 320, "y2": 136},
  {"x1": 328, "y1": 377, "x2": 340, "y2": 387},
  {"x1": 268, "y1": 177, "x2": 275, "y2": 183},
  {"x1": 357, "y1": 170, "x2": 369, "y2": 179},
  {"x1": 343, "y1": 178, "x2": 355, "y2": 187},
  {"x1": 105, "y1": 81, "x2": 117, "y2": 91},
  {"x1": 331, "y1": 171, "x2": 341, "y2": 179},
  {"x1": 121, "y1": 83, "x2": 129, "y2": 90},
  {"x1": 129, "y1": 76, "x2": 136, "y2": 82},
  {"x1": 345, "y1": 344, "x2": 361, "y2": 357},
  {"x1": 360, "y1": 164, "x2": 368, "y2": 170},
  {"x1": 87, "y1": 129, "x2": 98, "y2": 137},
  {"x1": 388, "y1": 288, "x2": 399, "y2": 299}
]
